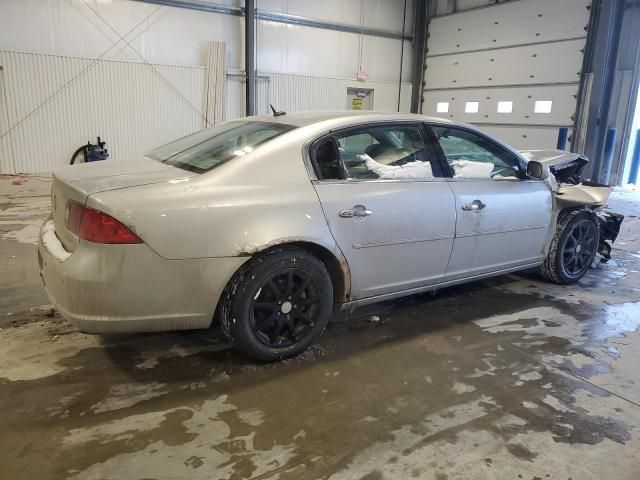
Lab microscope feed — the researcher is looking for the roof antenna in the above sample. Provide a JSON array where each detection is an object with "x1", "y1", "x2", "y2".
[{"x1": 270, "y1": 104, "x2": 286, "y2": 117}]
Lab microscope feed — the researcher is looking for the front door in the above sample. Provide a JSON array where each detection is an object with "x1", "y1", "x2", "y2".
[
  {"x1": 310, "y1": 123, "x2": 456, "y2": 299},
  {"x1": 428, "y1": 124, "x2": 553, "y2": 279}
]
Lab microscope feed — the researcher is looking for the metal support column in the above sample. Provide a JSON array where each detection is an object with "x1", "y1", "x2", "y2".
[
  {"x1": 245, "y1": 0, "x2": 256, "y2": 116},
  {"x1": 410, "y1": 0, "x2": 428, "y2": 113}
]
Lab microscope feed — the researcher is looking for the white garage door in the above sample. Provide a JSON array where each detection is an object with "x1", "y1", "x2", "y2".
[{"x1": 422, "y1": 0, "x2": 591, "y2": 151}]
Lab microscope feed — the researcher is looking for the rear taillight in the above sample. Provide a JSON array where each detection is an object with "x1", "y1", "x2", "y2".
[{"x1": 65, "y1": 200, "x2": 142, "y2": 244}]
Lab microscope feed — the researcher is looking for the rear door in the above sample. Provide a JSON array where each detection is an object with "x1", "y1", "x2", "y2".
[
  {"x1": 427, "y1": 124, "x2": 552, "y2": 279},
  {"x1": 310, "y1": 122, "x2": 456, "y2": 299}
]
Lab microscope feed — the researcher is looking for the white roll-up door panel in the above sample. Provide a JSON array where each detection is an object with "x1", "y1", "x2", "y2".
[{"x1": 423, "y1": 0, "x2": 592, "y2": 151}]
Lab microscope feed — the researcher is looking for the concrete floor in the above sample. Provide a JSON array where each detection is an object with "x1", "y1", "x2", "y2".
[{"x1": 1, "y1": 175, "x2": 640, "y2": 480}]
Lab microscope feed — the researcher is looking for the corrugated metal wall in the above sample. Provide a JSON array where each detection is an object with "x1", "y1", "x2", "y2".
[
  {"x1": 0, "y1": 50, "x2": 206, "y2": 173},
  {"x1": 222, "y1": 71, "x2": 412, "y2": 118},
  {"x1": 0, "y1": 50, "x2": 412, "y2": 173},
  {"x1": 422, "y1": 0, "x2": 591, "y2": 150},
  {"x1": 260, "y1": 72, "x2": 412, "y2": 115},
  {"x1": 0, "y1": 66, "x2": 14, "y2": 172}
]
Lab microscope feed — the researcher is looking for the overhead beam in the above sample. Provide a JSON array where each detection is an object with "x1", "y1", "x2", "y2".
[{"x1": 132, "y1": 0, "x2": 413, "y2": 41}]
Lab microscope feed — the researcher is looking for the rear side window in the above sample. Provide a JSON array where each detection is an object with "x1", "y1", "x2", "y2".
[
  {"x1": 337, "y1": 125, "x2": 433, "y2": 180},
  {"x1": 146, "y1": 121, "x2": 296, "y2": 173},
  {"x1": 312, "y1": 139, "x2": 345, "y2": 180}
]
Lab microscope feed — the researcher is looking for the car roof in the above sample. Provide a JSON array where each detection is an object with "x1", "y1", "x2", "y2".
[{"x1": 249, "y1": 111, "x2": 458, "y2": 128}]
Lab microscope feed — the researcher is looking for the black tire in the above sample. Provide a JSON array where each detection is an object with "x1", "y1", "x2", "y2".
[
  {"x1": 540, "y1": 209, "x2": 600, "y2": 284},
  {"x1": 220, "y1": 247, "x2": 333, "y2": 362}
]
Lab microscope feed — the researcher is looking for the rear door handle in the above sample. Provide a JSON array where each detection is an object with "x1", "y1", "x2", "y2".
[
  {"x1": 461, "y1": 200, "x2": 486, "y2": 212},
  {"x1": 339, "y1": 205, "x2": 372, "y2": 218}
]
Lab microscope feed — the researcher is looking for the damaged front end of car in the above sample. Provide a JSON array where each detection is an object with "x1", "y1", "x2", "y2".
[
  {"x1": 520, "y1": 149, "x2": 624, "y2": 263},
  {"x1": 594, "y1": 210, "x2": 624, "y2": 261}
]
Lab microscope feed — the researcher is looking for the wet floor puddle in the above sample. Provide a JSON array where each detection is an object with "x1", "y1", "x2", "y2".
[{"x1": 1, "y1": 286, "x2": 640, "y2": 479}]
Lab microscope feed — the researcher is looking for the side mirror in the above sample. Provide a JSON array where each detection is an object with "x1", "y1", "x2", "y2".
[{"x1": 526, "y1": 161, "x2": 550, "y2": 180}]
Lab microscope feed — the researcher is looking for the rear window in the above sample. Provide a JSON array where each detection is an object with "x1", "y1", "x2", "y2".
[{"x1": 146, "y1": 121, "x2": 296, "y2": 173}]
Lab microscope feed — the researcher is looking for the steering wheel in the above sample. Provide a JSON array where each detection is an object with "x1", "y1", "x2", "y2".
[
  {"x1": 490, "y1": 167, "x2": 509, "y2": 179},
  {"x1": 389, "y1": 151, "x2": 416, "y2": 167}
]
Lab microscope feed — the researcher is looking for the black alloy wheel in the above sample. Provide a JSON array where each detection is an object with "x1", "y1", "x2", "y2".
[
  {"x1": 561, "y1": 218, "x2": 598, "y2": 278},
  {"x1": 540, "y1": 209, "x2": 600, "y2": 284},
  {"x1": 221, "y1": 247, "x2": 333, "y2": 361},
  {"x1": 250, "y1": 268, "x2": 322, "y2": 348}
]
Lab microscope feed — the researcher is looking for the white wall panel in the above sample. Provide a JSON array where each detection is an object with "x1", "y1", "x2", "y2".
[
  {"x1": 256, "y1": 21, "x2": 412, "y2": 82},
  {"x1": 0, "y1": 51, "x2": 205, "y2": 173},
  {"x1": 256, "y1": 0, "x2": 414, "y2": 33},
  {"x1": 0, "y1": 0, "x2": 244, "y2": 69},
  {"x1": 429, "y1": 0, "x2": 590, "y2": 56},
  {"x1": 425, "y1": 40, "x2": 584, "y2": 89},
  {"x1": 261, "y1": 72, "x2": 412, "y2": 115},
  {"x1": 0, "y1": 0, "x2": 416, "y2": 172},
  {"x1": 223, "y1": 71, "x2": 412, "y2": 121},
  {"x1": 224, "y1": 72, "x2": 246, "y2": 121},
  {"x1": 0, "y1": 51, "x2": 411, "y2": 173},
  {"x1": 0, "y1": 67, "x2": 15, "y2": 173},
  {"x1": 0, "y1": 0, "x2": 413, "y2": 83}
]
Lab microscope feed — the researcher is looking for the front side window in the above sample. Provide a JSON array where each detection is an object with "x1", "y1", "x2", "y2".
[
  {"x1": 333, "y1": 124, "x2": 435, "y2": 180},
  {"x1": 146, "y1": 121, "x2": 296, "y2": 173},
  {"x1": 431, "y1": 126, "x2": 521, "y2": 180}
]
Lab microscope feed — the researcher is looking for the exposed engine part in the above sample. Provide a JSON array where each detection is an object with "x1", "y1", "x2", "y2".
[{"x1": 596, "y1": 211, "x2": 624, "y2": 262}]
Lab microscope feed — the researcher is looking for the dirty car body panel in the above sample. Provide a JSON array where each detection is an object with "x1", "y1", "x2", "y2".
[{"x1": 38, "y1": 113, "x2": 623, "y2": 337}]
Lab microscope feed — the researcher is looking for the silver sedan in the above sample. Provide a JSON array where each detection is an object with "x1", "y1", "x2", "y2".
[{"x1": 38, "y1": 112, "x2": 623, "y2": 361}]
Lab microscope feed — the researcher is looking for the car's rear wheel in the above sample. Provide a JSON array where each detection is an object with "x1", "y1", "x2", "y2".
[
  {"x1": 541, "y1": 210, "x2": 600, "y2": 284},
  {"x1": 221, "y1": 247, "x2": 333, "y2": 362}
]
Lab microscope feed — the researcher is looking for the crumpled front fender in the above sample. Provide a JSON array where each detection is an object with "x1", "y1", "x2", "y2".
[{"x1": 553, "y1": 183, "x2": 613, "y2": 209}]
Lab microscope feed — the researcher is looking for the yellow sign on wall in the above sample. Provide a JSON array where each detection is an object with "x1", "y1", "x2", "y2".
[{"x1": 352, "y1": 98, "x2": 363, "y2": 110}]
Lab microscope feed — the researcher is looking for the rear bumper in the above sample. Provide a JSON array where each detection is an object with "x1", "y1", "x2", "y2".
[{"x1": 38, "y1": 220, "x2": 248, "y2": 333}]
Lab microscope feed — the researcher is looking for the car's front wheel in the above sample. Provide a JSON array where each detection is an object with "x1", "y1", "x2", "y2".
[
  {"x1": 221, "y1": 247, "x2": 334, "y2": 362},
  {"x1": 541, "y1": 209, "x2": 600, "y2": 284}
]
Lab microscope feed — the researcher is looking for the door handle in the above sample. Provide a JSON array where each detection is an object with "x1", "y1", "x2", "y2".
[
  {"x1": 339, "y1": 205, "x2": 372, "y2": 218},
  {"x1": 461, "y1": 200, "x2": 486, "y2": 212}
]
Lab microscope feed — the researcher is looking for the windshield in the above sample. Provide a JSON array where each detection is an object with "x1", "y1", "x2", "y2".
[{"x1": 146, "y1": 121, "x2": 297, "y2": 173}]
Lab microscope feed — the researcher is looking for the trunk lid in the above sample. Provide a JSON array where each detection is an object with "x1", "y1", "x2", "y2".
[{"x1": 51, "y1": 157, "x2": 196, "y2": 252}]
